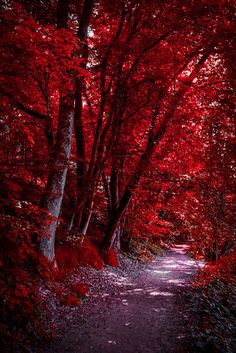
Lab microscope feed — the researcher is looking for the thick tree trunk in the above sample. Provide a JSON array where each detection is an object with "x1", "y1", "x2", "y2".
[
  {"x1": 103, "y1": 188, "x2": 132, "y2": 252},
  {"x1": 40, "y1": 97, "x2": 74, "y2": 262},
  {"x1": 40, "y1": 0, "x2": 73, "y2": 263}
]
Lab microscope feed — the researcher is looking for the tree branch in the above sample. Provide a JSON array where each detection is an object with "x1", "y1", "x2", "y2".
[{"x1": 1, "y1": 89, "x2": 46, "y2": 120}]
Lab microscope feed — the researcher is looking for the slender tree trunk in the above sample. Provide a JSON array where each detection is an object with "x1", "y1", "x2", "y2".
[
  {"x1": 68, "y1": 212, "x2": 75, "y2": 231},
  {"x1": 110, "y1": 168, "x2": 120, "y2": 213},
  {"x1": 78, "y1": 167, "x2": 102, "y2": 234},
  {"x1": 73, "y1": 0, "x2": 94, "y2": 230},
  {"x1": 103, "y1": 171, "x2": 112, "y2": 215},
  {"x1": 81, "y1": 200, "x2": 94, "y2": 235},
  {"x1": 109, "y1": 166, "x2": 122, "y2": 249}
]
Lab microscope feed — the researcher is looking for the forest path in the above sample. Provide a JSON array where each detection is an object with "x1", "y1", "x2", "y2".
[{"x1": 45, "y1": 244, "x2": 202, "y2": 353}]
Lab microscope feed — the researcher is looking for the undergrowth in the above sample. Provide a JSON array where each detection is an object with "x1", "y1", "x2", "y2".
[
  {"x1": 0, "y1": 201, "x2": 51, "y2": 353},
  {"x1": 191, "y1": 263, "x2": 236, "y2": 353}
]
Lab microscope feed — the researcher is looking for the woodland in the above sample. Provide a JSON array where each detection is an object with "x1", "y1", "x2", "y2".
[{"x1": 0, "y1": 0, "x2": 235, "y2": 352}]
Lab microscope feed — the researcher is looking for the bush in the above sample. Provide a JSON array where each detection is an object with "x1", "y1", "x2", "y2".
[
  {"x1": 104, "y1": 248, "x2": 120, "y2": 267},
  {"x1": 56, "y1": 236, "x2": 104, "y2": 272},
  {"x1": 0, "y1": 202, "x2": 50, "y2": 352},
  {"x1": 191, "y1": 254, "x2": 236, "y2": 353},
  {"x1": 191, "y1": 279, "x2": 236, "y2": 353}
]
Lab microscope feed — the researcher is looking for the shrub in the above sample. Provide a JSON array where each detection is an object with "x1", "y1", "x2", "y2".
[
  {"x1": 0, "y1": 203, "x2": 50, "y2": 352},
  {"x1": 62, "y1": 294, "x2": 81, "y2": 307},
  {"x1": 70, "y1": 282, "x2": 89, "y2": 297},
  {"x1": 191, "y1": 279, "x2": 236, "y2": 353},
  {"x1": 191, "y1": 252, "x2": 236, "y2": 353},
  {"x1": 104, "y1": 248, "x2": 120, "y2": 267},
  {"x1": 77, "y1": 239, "x2": 104, "y2": 270},
  {"x1": 56, "y1": 237, "x2": 104, "y2": 272},
  {"x1": 56, "y1": 244, "x2": 79, "y2": 272}
]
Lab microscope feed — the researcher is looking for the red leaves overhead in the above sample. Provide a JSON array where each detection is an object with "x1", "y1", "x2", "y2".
[{"x1": 0, "y1": 0, "x2": 235, "y2": 349}]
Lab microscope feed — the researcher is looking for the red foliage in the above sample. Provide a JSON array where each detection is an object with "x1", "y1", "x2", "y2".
[
  {"x1": 63, "y1": 294, "x2": 81, "y2": 307},
  {"x1": 56, "y1": 244, "x2": 79, "y2": 272},
  {"x1": 52, "y1": 286, "x2": 65, "y2": 299},
  {"x1": 105, "y1": 249, "x2": 120, "y2": 267},
  {"x1": 77, "y1": 239, "x2": 104, "y2": 270},
  {"x1": 56, "y1": 239, "x2": 104, "y2": 272},
  {"x1": 70, "y1": 282, "x2": 89, "y2": 297},
  {"x1": 0, "y1": 0, "x2": 235, "y2": 350},
  {"x1": 0, "y1": 203, "x2": 50, "y2": 352},
  {"x1": 194, "y1": 249, "x2": 236, "y2": 286}
]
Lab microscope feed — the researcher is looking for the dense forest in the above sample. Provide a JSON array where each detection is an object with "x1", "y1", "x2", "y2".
[{"x1": 0, "y1": 0, "x2": 235, "y2": 352}]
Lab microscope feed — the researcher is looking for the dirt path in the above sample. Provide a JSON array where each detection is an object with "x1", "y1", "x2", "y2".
[{"x1": 43, "y1": 245, "x2": 202, "y2": 353}]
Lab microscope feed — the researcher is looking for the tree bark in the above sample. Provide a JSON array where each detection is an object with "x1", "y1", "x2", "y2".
[
  {"x1": 73, "y1": 13, "x2": 126, "y2": 230},
  {"x1": 103, "y1": 188, "x2": 132, "y2": 252},
  {"x1": 81, "y1": 200, "x2": 94, "y2": 235},
  {"x1": 73, "y1": 0, "x2": 94, "y2": 230},
  {"x1": 40, "y1": 0, "x2": 74, "y2": 263},
  {"x1": 40, "y1": 96, "x2": 74, "y2": 262}
]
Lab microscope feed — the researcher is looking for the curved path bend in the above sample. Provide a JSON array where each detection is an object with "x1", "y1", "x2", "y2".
[{"x1": 45, "y1": 244, "x2": 202, "y2": 353}]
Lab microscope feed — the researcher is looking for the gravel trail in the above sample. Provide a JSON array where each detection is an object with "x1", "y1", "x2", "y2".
[{"x1": 42, "y1": 244, "x2": 202, "y2": 353}]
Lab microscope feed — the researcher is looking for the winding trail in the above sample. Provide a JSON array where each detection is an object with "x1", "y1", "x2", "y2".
[{"x1": 45, "y1": 244, "x2": 202, "y2": 353}]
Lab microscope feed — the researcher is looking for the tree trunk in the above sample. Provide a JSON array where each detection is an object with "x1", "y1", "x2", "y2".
[
  {"x1": 73, "y1": 0, "x2": 94, "y2": 229},
  {"x1": 40, "y1": 96, "x2": 74, "y2": 262},
  {"x1": 108, "y1": 166, "x2": 121, "y2": 249},
  {"x1": 110, "y1": 168, "x2": 120, "y2": 213},
  {"x1": 103, "y1": 188, "x2": 132, "y2": 252},
  {"x1": 81, "y1": 200, "x2": 94, "y2": 235},
  {"x1": 40, "y1": 0, "x2": 73, "y2": 263}
]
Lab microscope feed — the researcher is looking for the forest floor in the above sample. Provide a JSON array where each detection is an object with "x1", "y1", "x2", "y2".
[{"x1": 37, "y1": 244, "x2": 203, "y2": 353}]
